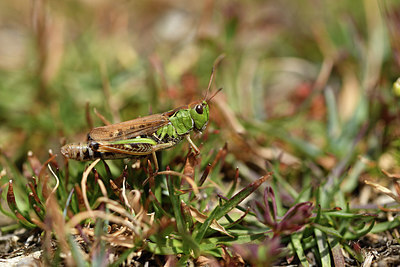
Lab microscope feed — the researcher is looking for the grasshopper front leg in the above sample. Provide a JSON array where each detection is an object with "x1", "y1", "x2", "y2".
[{"x1": 185, "y1": 135, "x2": 200, "y2": 155}]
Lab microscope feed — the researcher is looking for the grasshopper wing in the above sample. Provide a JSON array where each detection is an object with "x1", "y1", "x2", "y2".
[{"x1": 87, "y1": 114, "x2": 170, "y2": 141}]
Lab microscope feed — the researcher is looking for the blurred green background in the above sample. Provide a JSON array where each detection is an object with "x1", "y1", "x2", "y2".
[{"x1": 0, "y1": 0, "x2": 399, "y2": 179}]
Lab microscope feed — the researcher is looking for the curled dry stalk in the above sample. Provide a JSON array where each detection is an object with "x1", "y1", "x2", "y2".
[
  {"x1": 66, "y1": 158, "x2": 159, "y2": 249},
  {"x1": 364, "y1": 169, "x2": 400, "y2": 211},
  {"x1": 81, "y1": 158, "x2": 101, "y2": 214}
]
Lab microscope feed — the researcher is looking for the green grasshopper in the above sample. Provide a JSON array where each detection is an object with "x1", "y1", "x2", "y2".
[{"x1": 61, "y1": 70, "x2": 221, "y2": 171}]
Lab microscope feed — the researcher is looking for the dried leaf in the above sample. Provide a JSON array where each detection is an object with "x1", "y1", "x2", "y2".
[
  {"x1": 45, "y1": 193, "x2": 73, "y2": 265},
  {"x1": 195, "y1": 255, "x2": 220, "y2": 267},
  {"x1": 364, "y1": 180, "x2": 400, "y2": 203},
  {"x1": 28, "y1": 182, "x2": 41, "y2": 205},
  {"x1": 6, "y1": 180, "x2": 17, "y2": 212},
  {"x1": 164, "y1": 255, "x2": 178, "y2": 267},
  {"x1": 27, "y1": 151, "x2": 42, "y2": 177},
  {"x1": 183, "y1": 152, "x2": 197, "y2": 180},
  {"x1": 94, "y1": 108, "x2": 111, "y2": 126},
  {"x1": 14, "y1": 210, "x2": 32, "y2": 226},
  {"x1": 74, "y1": 184, "x2": 86, "y2": 212},
  {"x1": 109, "y1": 179, "x2": 123, "y2": 203},
  {"x1": 183, "y1": 202, "x2": 233, "y2": 237},
  {"x1": 211, "y1": 143, "x2": 228, "y2": 170},
  {"x1": 125, "y1": 189, "x2": 142, "y2": 215},
  {"x1": 382, "y1": 169, "x2": 400, "y2": 179},
  {"x1": 199, "y1": 163, "x2": 211, "y2": 186},
  {"x1": 220, "y1": 245, "x2": 245, "y2": 267},
  {"x1": 112, "y1": 165, "x2": 129, "y2": 189},
  {"x1": 48, "y1": 149, "x2": 59, "y2": 171},
  {"x1": 38, "y1": 154, "x2": 57, "y2": 184}
]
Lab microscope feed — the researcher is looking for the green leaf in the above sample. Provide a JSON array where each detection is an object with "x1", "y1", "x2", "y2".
[
  {"x1": 214, "y1": 174, "x2": 270, "y2": 220},
  {"x1": 291, "y1": 233, "x2": 309, "y2": 267},
  {"x1": 314, "y1": 228, "x2": 331, "y2": 267}
]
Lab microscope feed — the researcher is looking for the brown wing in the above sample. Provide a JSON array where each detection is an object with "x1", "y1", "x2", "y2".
[{"x1": 87, "y1": 113, "x2": 170, "y2": 141}]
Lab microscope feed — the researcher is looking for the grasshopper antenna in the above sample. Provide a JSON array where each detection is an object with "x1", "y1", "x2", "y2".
[
  {"x1": 207, "y1": 87, "x2": 223, "y2": 102},
  {"x1": 205, "y1": 54, "x2": 225, "y2": 100}
]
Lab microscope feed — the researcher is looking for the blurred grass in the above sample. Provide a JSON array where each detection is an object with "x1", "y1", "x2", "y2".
[
  {"x1": 0, "y1": 0, "x2": 393, "y2": 161},
  {"x1": 1, "y1": 0, "x2": 400, "y2": 265}
]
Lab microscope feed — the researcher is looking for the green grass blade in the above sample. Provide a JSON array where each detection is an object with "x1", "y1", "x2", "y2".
[
  {"x1": 314, "y1": 228, "x2": 331, "y2": 267},
  {"x1": 68, "y1": 235, "x2": 87, "y2": 267},
  {"x1": 214, "y1": 174, "x2": 270, "y2": 220},
  {"x1": 371, "y1": 218, "x2": 400, "y2": 233},
  {"x1": 313, "y1": 223, "x2": 343, "y2": 239},
  {"x1": 193, "y1": 205, "x2": 220, "y2": 243},
  {"x1": 343, "y1": 220, "x2": 375, "y2": 239},
  {"x1": 325, "y1": 87, "x2": 341, "y2": 141},
  {"x1": 166, "y1": 171, "x2": 185, "y2": 234},
  {"x1": 290, "y1": 233, "x2": 309, "y2": 267}
]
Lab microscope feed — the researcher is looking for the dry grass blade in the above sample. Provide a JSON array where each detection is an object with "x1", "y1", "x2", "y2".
[
  {"x1": 121, "y1": 178, "x2": 132, "y2": 211},
  {"x1": 74, "y1": 184, "x2": 86, "y2": 212},
  {"x1": 94, "y1": 196, "x2": 149, "y2": 225},
  {"x1": 27, "y1": 151, "x2": 42, "y2": 177},
  {"x1": 81, "y1": 158, "x2": 101, "y2": 213},
  {"x1": 378, "y1": 206, "x2": 400, "y2": 212},
  {"x1": 183, "y1": 152, "x2": 197, "y2": 180},
  {"x1": 210, "y1": 143, "x2": 228, "y2": 171},
  {"x1": 96, "y1": 178, "x2": 108, "y2": 197},
  {"x1": 195, "y1": 256, "x2": 220, "y2": 266},
  {"x1": 94, "y1": 108, "x2": 111, "y2": 126},
  {"x1": 198, "y1": 163, "x2": 211, "y2": 186},
  {"x1": 31, "y1": 217, "x2": 46, "y2": 229},
  {"x1": 46, "y1": 193, "x2": 75, "y2": 265},
  {"x1": 213, "y1": 95, "x2": 299, "y2": 169},
  {"x1": 66, "y1": 210, "x2": 138, "y2": 234},
  {"x1": 102, "y1": 235, "x2": 135, "y2": 248},
  {"x1": 124, "y1": 188, "x2": 144, "y2": 215},
  {"x1": 38, "y1": 154, "x2": 57, "y2": 185},
  {"x1": 381, "y1": 169, "x2": 400, "y2": 179},
  {"x1": 6, "y1": 180, "x2": 16, "y2": 212},
  {"x1": 85, "y1": 102, "x2": 94, "y2": 129},
  {"x1": 364, "y1": 180, "x2": 400, "y2": 203},
  {"x1": 46, "y1": 164, "x2": 59, "y2": 203}
]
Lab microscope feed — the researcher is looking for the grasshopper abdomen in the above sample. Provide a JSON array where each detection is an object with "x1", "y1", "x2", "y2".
[
  {"x1": 61, "y1": 142, "x2": 110, "y2": 161},
  {"x1": 61, "y1": 137, "x2": 178, "y2": 162}
]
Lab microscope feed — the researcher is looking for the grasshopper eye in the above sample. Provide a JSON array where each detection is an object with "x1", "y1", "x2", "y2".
[{"x1": 195, "y1": 104, "x2": 203, "y2": 114}]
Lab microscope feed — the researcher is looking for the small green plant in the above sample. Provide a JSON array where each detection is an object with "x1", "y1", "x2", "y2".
[
  {"x1": 0, "y1": 143, "x2": 274, "y2": 264},
  {"x1": 1, "y1": 144, "x2": 383, "y2": 266}
]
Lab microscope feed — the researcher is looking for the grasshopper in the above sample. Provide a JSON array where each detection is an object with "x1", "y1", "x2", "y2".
[{"x1": 61, "y1": 69, "x2": 221, "y2": 171}]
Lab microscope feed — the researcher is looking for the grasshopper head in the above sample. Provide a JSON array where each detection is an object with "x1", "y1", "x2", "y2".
[
  {"x1": 189, "y1": 87, "x2": 222, "y2": 132},
  {"x1": 190, "y1": 100, "x2": 209, "y2": 132}
]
